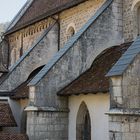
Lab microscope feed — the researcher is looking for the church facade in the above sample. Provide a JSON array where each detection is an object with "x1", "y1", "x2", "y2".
[{"x1": 0, "y1": 0, "x2": 140, "y2": 140}]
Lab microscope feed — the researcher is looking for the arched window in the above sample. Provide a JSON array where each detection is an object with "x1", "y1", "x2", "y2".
[
  {"x1": 66, "y1": 26, "x2": 75, "y2": 40},
  {"x1": 76, "y1": 102, "x2": 91, "y2": 140}
]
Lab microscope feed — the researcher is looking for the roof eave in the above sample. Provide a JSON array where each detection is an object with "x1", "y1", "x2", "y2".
[{"x1": 4, "y1": 0, "x2": 87, "y2": 35}]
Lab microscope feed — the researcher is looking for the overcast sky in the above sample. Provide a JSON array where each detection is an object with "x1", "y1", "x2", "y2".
[{"x1": 0, "y1": 0, "x2": 27, "y2": 23}]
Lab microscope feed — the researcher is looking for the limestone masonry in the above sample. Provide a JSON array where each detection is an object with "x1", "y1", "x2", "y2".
[{"x1": 0, "y1": 0, "x2": 140, "y2": 140}]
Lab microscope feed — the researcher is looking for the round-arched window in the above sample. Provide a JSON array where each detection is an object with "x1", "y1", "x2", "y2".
[{"x1": 66, "y1": 26, "x2": 75, "y2": 40}]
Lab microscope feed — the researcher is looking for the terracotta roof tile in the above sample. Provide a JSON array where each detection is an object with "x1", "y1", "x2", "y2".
[
  {"x1": 6, "y1": 0, "x2": 86, "y2": 34},
  {"x1": 10, "y1": 81, "x2": 29, "y2": 100},
  {"x1": 58, "y1": 42, "x2": 132, "y2": 96},
  {"x1": 0, "y1": 103, "x2": 16, "y2": 127},
  {"x1": 0, "y1": 133, "x2": 28, "y2": 140},
  {"x1": 10, "y1": 65, "x2": 45, "y2": 100}
]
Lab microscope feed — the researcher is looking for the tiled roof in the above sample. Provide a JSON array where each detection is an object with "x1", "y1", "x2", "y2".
[
  {"x1": 0, "y1": 102, "x2": 17, "y2": 127},
  {"x1": 10, "y1": 81, "x2": 29, "y2": 100},
  {"x1": 58, "y1": 43, "x2": 131, "y2": 96},
  {"x1": 10, "y1": 65, "x2": 45, "y2": 100},
  {"x1": 107, "y1": 36, "x2": 140, "y2": 76},
  {"x1": 6, "y1": 0, "x2": 86, "y2": 34},
  {"x1": 29, "y1": 0, "x2": 113, "y2": 86},
  {"x1": 5, "y1": 0, "x2": 33, "y2": 33},
  {"x1": 0, "y1": 133, "x2": 28, "y2": 140}
]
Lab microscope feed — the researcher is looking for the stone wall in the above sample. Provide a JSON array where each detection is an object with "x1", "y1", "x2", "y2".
[
  {"x1": 122, "y1": 54, "x2": 140, "y2": 109},
  {"x1": 26, "y1": 111, "x2": 68, "y2": 140},
  {"x1": 26, "y1": 1, "x2": 123, "y2": 139},
  {"x1": 59, "y1": 0, "x2": 105, "y2": 48},
  {"x1": 110, "y1": 54, "x2": 140, "y2": 109},
  {"x1": 109, "y1": 52, "x2": 140, "y2": 140},
  {"x1": 0, "y1": 23, "x2": 58, "y2": 91},
  {"x1": 109, "y1": 115, "x2": 140, "y2": 140},
  {"x1": 31, "y1": 0, "x2": 122, "y2": 107},
  {"x1": 123, "y1": 0, "x2": 140, "y2": 42},
  {"x1": 8, "y1": 18, "x2": 55, "y2": 67}
]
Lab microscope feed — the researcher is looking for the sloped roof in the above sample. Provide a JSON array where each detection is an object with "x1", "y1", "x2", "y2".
[
  {"x1": 5, "y1": 0, "x2": 33, "y2": 33},
  {"x1": 29, "y1": 0, "x2": 113, "y2": 86},
  {"x1": 0, "y1": 102, "x2": 17, "y2": 127},
  {"x1": 107, "y1": 36, "x2": 140, "y2": 76},
  {"x1": 10, "y1": 65, "x2": 45, "y2": 100},
  {"x1": 6, "y1": 0, "x2": 86, "y2": 34},
  {"x1": 0, "y1": 62, "x2": 8, "y2": 73},
  {"x1": 0, "y1": 133, "x2": 28, "y2": 140},
  {"x1": 10, "y1": 81, "x2": 29, "y2": 100},
  {"x1": 58, "y1": 43, "x2": 131, "y2": 96}
]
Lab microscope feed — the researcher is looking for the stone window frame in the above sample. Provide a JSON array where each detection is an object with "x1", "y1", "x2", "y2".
[
  {"x1": 66, "y1": 23, "x2": 76, "y2": 41},
  {"x1": 131, "y1": 0, "x2": 140, "y2": 38}
]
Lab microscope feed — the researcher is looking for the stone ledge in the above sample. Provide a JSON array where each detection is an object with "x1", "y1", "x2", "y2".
[
  {"x1": 25, "y1": 106, "x2": 69, "y2": 112},
  {"x1": 106, "y1": 108, "x2": 140, "y2": 116}
]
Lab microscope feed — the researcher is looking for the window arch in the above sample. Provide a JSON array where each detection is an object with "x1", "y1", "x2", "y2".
[
  {"x1": 66, "y1": 24, "x2": 75, "y2": 41},
  {"x1": 76, "y1": 101, "x2": 91, "y2": 140},
  {"x1": 131, "y1": 0, "x2": 140, "y2": 36}
]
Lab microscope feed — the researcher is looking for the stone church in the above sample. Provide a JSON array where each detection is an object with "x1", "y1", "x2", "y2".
[{"x1": 0, "y1": 0, "x2": 140, "y2": 139}]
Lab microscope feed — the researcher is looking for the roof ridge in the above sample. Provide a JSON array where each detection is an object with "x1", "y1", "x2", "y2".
[{"x1": 28, "y1": 0, "x2": 113, "y2": 86}]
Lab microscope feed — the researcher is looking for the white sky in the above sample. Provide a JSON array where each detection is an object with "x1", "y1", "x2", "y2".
[{"x1": 0, "y1": 0, "x2": 27, "y2": 23}]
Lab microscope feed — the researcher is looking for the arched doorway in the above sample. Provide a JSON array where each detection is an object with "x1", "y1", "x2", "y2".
[{"x1": 76, "y1": 102, "x2": 91, "y2": 140}]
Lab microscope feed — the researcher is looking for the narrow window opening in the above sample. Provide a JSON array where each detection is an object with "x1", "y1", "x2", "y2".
[
  {"x1": 76, "y1": 102, "x2": 91, "y2": 140},
  {"x1": 20, "y1": 47, "x2": 23, "y2": 57}
]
